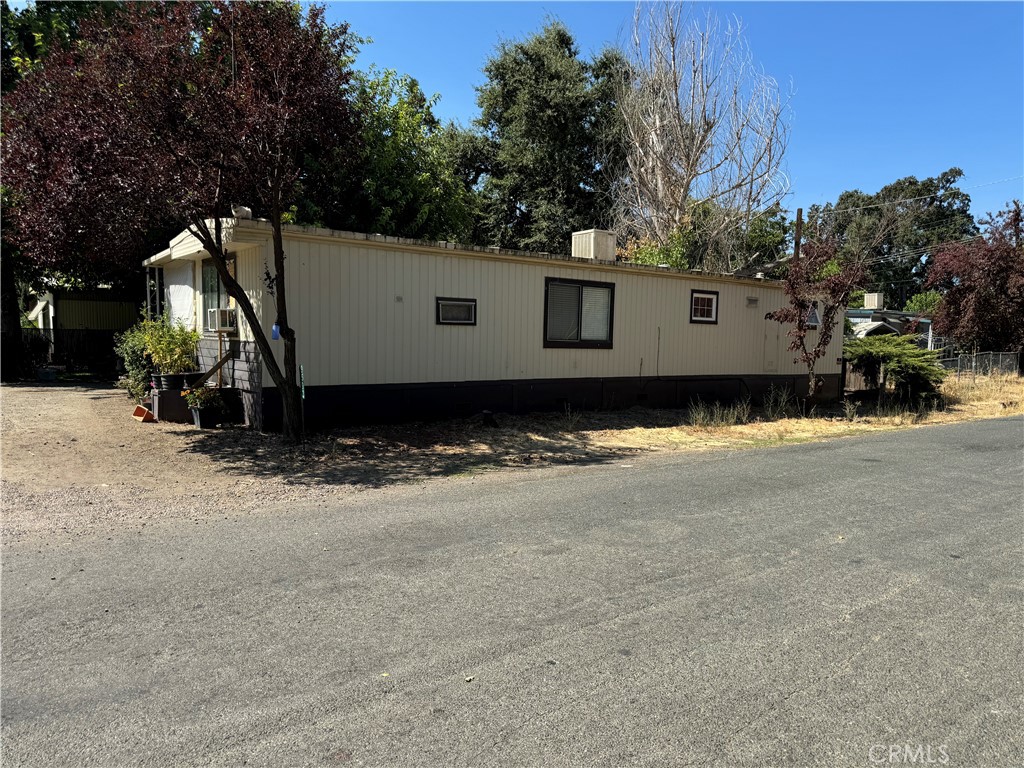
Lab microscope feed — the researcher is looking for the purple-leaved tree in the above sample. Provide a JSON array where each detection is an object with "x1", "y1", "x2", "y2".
[
  {"x1": 3, "y1": 2, "x2": 360, "y2": 442},
  {"x1": 766, "y1": 238, "x2": 865, "y2": 400},
  {"x1": 927, "y1": 202, "x2": 1024, "y2": 353}
]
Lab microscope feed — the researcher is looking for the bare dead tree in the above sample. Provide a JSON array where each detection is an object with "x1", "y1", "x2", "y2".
[{"x1": 616, "y1": 3, "x2": 791, "y2": 272}]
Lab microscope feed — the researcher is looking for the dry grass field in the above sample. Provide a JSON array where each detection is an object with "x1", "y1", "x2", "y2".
[{"x1": 251, "y1": 372, "x2": 1024, "y2": 478}]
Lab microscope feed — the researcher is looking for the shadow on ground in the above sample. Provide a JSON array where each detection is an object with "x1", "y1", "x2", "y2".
[
  {"x1": 2, "y1": 380, "x2": 119, "y2": 393},
  {"x1": 182, "y1": 410, "x2": 663, "y2": 489}
]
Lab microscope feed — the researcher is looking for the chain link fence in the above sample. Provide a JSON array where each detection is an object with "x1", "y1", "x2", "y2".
[{"x1": 937, "y1": 351, "x2": 1022, "y2": 376}]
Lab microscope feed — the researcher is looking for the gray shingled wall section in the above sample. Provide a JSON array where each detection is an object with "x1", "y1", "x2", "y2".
[{"x1": 197, "y1": 337, "x2": 262, "y2": 431}]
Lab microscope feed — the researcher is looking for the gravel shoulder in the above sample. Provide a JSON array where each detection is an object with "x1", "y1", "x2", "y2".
[{"x1": 2, "y1": 379, "x2": 1020, "y2": 544}]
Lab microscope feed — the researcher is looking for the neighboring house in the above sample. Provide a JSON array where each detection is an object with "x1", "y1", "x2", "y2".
[
  {"x1": 26, "y1": 288, "x2": 139, "y2": 373},
  {"x1": 847, "y1": 310, "x2": 932, "y2": 339},
  {"x1": 143, "y1": 221, "x2": 845, "y2": 430},
  {"x1": 846, "y1": 293, "x2": 938, "y2": 348},
  {"x1": 849, "y1": 319, "x2": 906, "y2": 339}
]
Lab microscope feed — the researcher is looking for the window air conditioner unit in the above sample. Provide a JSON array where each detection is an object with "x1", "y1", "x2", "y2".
[{"x1": 207, "y1": 307, "x2": 237, "y2": 332}]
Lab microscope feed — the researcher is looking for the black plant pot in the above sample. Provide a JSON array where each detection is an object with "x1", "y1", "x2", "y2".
[
  {"x1": 159, "y1": 373, "x2": 187, "y2": 390},
  {"x1": 184, "y1": 371, "x2": 206, "y2": 387},
  {"x1": 220, "y1": 387, "x2": 244, "y2": 424},
  {"x1": 191, "y1": 407, "x2": 220, "y2": 429}
]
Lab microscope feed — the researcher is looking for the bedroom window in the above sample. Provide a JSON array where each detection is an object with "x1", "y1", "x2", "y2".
[
  {"x1": 690, "y1": 290, "x2": 719, "y2": 324},
  {"x1": 544, "y1": 278, "x2": 614, "y2": 348},
  {"x1": 202, "y1": 258, "x2": 235, "y2": 333}
]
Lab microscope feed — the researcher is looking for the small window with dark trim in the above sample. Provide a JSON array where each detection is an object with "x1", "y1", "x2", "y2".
[
  {"x1": 690, "y1": 289, "x2": 719, "y2": 324},
  {"x1": 544, "y1": 278, "x2": 614, "y2": 348},
  {"x1": 436, "y1": 297, "x2": 477, "y2": 325},
  {"x1": 806, "y1": 301, "x2": 820, "y2": 329}
]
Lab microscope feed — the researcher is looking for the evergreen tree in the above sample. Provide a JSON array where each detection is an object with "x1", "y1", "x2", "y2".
[{"x1": 475, "y1": 22, "x2": 626, "y2": 254}]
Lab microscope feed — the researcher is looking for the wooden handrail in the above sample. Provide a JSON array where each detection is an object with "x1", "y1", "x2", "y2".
[{"x1": 190, "y1": 349, "x2": 234, "y2": 389}]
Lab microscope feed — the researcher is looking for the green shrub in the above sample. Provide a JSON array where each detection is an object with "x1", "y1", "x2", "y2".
[
  {"x1": 183, "y1": 386, "x2": 224, "y2": 411},
  {"x1": 844, "y1": 335, "x2": 947, "y2": 403},
  {"x1": 114, "y1": 317, "x2": 157, "y2": 402},
  {"x1": 114, "y1": 315, "x2": 201, "y2": 401}
]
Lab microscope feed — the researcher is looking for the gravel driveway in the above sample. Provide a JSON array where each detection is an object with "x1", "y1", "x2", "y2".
[{"x1": 0, "y1": 384, "x2": 351, "y2": 542}]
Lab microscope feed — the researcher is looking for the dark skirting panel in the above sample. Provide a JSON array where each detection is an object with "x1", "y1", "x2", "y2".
[{"x1": 259, "y1": 373, "x2": 842, "y2": 432}]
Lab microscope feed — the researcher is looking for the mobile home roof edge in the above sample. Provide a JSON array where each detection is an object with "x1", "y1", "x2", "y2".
[{"x1": 146, "y1": 218, "x2": 783, "y2": 289}]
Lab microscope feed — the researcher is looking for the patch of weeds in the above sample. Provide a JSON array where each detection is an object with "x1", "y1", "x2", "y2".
[
  {"x1": 559, "y1": 403, "x2": 583, "y2": 432},
  {"x1": 687, "y1": 399, "x2": 714, "y2": 428},
  {"x1": 842, "y1": 400, "x2": 859, "y2": 421},
  {"x1": 762, "y1": 384, "x2": 793, "y2": 421},
  {"x1": 733, "y1": 396, "x2": 752, "y2": 425},
  {"x1": 871, "y1": 401, "x2": 916, "y2": 424},
  {"x1": 687, "y1": 396, "x2": 752, "y2": 428}
]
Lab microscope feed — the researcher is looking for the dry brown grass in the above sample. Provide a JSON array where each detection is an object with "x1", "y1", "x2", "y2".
[
  {"x1": 520, "y1": 373, "x2": 1019, "y2": 455},
  {"x1": 190, "y1": 373, "x2": 1022, "y2": 487},
  {"x1": 940, "y1": 371, "x2": 1024, "y2": 418}
]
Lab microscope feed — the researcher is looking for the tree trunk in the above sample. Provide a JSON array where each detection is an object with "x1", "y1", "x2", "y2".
[
  {"x1": 807, "y1": 365, "x2": 820, "y2": 400},
  {"x1": 270, "y1": 199, "x2": 303, "y2": 444},
  {"x1": 190, "y1": 216, "x2": 302, "y2": 442}
]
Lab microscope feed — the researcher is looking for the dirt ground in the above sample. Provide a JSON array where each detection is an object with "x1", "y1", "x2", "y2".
[{"x1": 2, "y1": 376, "x2": 1021, "y2": 544}]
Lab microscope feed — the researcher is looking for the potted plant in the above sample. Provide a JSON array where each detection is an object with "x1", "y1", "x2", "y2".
[
  {"x1": 146, "y1": 319, "x2": 201, "y2": 390},
  {"x1": 182, "y1": 386, "x2": 225, "y2": 428}
]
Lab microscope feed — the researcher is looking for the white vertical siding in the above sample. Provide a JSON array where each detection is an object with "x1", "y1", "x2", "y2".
[
  {"x1": 265, "y1": 234, "x2": 843, "y2": 388},
  {"x1": 235, "y1": 250, "x2": 264, "y2": 343}
]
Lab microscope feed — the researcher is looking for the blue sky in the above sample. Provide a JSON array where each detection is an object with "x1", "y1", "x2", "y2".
[{"x1": 328, "y1": 1, "x2": 1024, "y2": 222}]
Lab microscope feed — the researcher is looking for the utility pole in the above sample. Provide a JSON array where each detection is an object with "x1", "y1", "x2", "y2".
[{"x1": 793, "y1": 207, "x2": 803, "y2": 261}]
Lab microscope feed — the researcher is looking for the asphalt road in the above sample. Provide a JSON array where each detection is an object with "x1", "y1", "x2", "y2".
[{"x1": 2, "y1": 418, "x2": 1022, "y2": 767}]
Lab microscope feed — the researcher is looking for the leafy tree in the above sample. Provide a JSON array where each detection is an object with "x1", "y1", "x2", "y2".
[
  {"x1": 0, "y1": 0, "x2": 127, "y2": 380},
  {"x1": 743, "y1": 204, "x2": 793, "y2": 267},
  {"x1": 844, "y1": 335, "x2": 947, "y2": 403},
  {"x1": 431, "y1": 123, "x2": 493, "y2": 244},
  {"x1": 303, "y1": 68, "x2": 473, "y2": 241},
  {"x1": 1, "y1": 0, "x2": 116, "y2": 93},
  {"x1": 807, "y1": 168, "x2": 977, "y2": 308},
  {"x1": 2, "y1": 2, "x2": 360, "y2": 441},
  {"x1": 927, "y1": 202, "x2": 1024, "y2": 352},
  {"x1": 766, "y1": 238, "x2": 866, "y2": 399},
  {"x1": 475, "y1": 22, "x2": 627, "y2": 253},
  {"x1": 624, "y1": 202, "x2": 791, "y2": 271},
  {"x1": 903, "y1": 290, "x2": 942, "y2": 316}
]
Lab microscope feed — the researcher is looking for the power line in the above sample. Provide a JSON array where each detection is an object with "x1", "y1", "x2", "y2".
[
  {"x1": 808, "y1": 175, "x2": 1024, "y2": 216},
  {"x1": 857, "y1": 234, "x2": 984, "y2": 267}
]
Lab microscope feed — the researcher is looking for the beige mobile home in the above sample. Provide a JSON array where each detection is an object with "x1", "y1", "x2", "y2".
[{"x1": 144, "y1": 220, "x2": 842, "y2": 430}]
